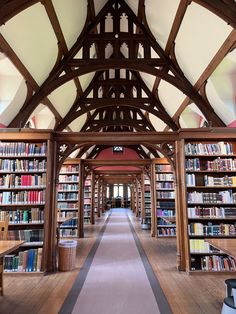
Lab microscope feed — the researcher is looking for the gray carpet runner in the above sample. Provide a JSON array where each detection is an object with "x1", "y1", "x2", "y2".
[{"x1": 60, "y1": 208, "x2": 172, "y2": 314}]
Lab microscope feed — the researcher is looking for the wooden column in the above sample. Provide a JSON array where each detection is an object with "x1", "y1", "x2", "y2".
[
  {"x1": 130, "y1": 184, "x2": 135, "y2": 212},
  {"x1": 101, "y1": 183, "x2": 106, "y2": 213},
  {"x1": 97, "y1": 179, "x2": 101, "y2": 217},
  {"x1": 140, "y1": 173, "x2": 145, "y2": 221},
  {"x1": 175, "y1": 139, "x2": 188, "y2": 271},
  {"x1": 135, "y1": 178, "x2": 139, "y2": 217},
  {"x1": 44, "y1": 138, "x2": 57, "y2": 272},
  {"x1": 150, "y1": 161, "x2": 157, "y2": 237},
  {"x1": 90, "y1": 171, "x2": 95, "y2": 224},
  {"x1": 78, "y1": 160, "x2": 84, "y2": 238}
]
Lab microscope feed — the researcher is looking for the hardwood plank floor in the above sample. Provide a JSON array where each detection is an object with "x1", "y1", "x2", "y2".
[{"x1": 0, "y1": 210, "x2": 232, "y2": 314}]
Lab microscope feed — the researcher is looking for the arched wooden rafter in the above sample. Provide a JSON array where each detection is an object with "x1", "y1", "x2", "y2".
[{"x1": 7, "y1": 0, "x2": 225, "y2": 129}]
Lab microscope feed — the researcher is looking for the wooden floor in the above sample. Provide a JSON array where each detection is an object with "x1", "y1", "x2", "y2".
[{"x1": 0, "y1": 210, "x2": 231, "y2": 314}]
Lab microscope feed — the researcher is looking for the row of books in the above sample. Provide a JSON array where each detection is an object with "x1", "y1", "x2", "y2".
[
  {"x1": 58, "y1": 192, "x2": 78, "y2": 201},
  {"x1": 157, "y1": 191, "x2": 175, "y2": 198},
  {"x1": 158, "y1": 218, "x2": 175, "y2": 226},
  {"x1": 188, "y1": 222, "x2": 236, "y2": 236},
  {"x1": 0, "y1": 174, "x2": 47, "y2": 188},
  {"x1": 60, "y1": 165, "x2": 79, "y2": 173},
  {"x1": 59, "y1": 229, "x2": 77, "y2": 237},
  {"x1": 155, "y1": 164, "x2": 172, "y2": 172},
  {"x1": 0, "y1": 191, "x2": 45, "y2": 205},
  {"x1": 0, "y1": 142, "x2": 47, "y2": 156},
  {"x1": 58, "y1": 203, "x2": 77, "y2": 210},
  {"x1": 2, "y1": 208, "x2": 44, "y2": 223},
  {"x1": 157, "y1": 209, "x2": 175, "y2": 217},
  {"x1": 157, "y1": 227, "x2": 176, "y2": 236},
  {"x1": 185, "y1": 157, "x2": 236, "y2": 171},
  {"x1": 4, "y1": 248, "x2": 42, "y2": 272},
  {"x1": 204, "y1": 175, "x2": 236, "y2": 187},
  {"x1": 189, "y1": 239, "x2": 216, "y2": 253},
  {"x1": 156, "y1": 182, "x2": 174, "y2": 189},
  {"x1": 61, "y1": 218, "x2": 77, "y2": 227},
  {"x1": 188, "y1": 206, "x2": 236, "y2": 218},
  {"x1": 157, "y1": 201, "x2": 175, "y2": 208},
  {"x1": 0, "y1": 159, "x2": 47, "y2": 172},
  {"x1": 58, "y1": 184, "x2": 78, "y2": 191},
  {"x1": 156, "y1": 173, "x2": 174, "y2": 181},
  {"x1": 185, "y1": 142, "x2": 233, "y2": 156},
  {"x1": 58, "y1": 175, "x2": 78, "y2": 182},
  {"x1": 8, "y1": 229, "x2": 44, "y2": 242},
  {"x1": 191, "y1": 255, "x2": 236, "y2": 272},
  {"x1": 187, "y1": 191, "x2": 236, "y2": 204}
]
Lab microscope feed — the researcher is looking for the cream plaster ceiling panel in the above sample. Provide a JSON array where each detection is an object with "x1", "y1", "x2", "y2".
[
  {"x1": 158, "y1": 80, "x2": 185, "y2": 116},
  {"x1": 125, "y1": 0, "x2": 139, "y2": 15},
  {"x1": 29, "y1": 104, "x2": 55, "y2": 129},
  {"x1": 52, "y1": 0, "x2": 87, "y2": 49},
  {"x1": 149, "y1": 114, "x2": 166, "y2": 131},
  {"x1": 79, "y1": 73, "x2": 96, "y2": 92},
  {"x1": 0, "y1": 56, "x2": 21, "y2": 76},
  {"x1": 139, "y1": 72, "x2": 156, "y2": 91},
  {"x1": 48, "y1": 80, "x2": 77, "y2": 118},
  {"x1": 145, "y1": 0, "x2": 180, "y2": 49},
  {"x1": 206, "y1": 79, "x2": 234, "y2": 126},
  {"x1": 0, "y1": 3, "x2": 58, "y2": 85},
  {"x1": 69, "y1": 114, "x2": 87, "y2": 132},
  {"x1": 94, "y1": 0, "x2": 108, "y2": 15},
  {"x1": 0, "y1": 79, "x2": 27, "y2": 126},
  {"x1": 175, "y1": 3, "x2": 232, "y2": 84}
]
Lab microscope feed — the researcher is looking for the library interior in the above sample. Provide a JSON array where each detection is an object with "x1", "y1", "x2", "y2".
[{"x1": 0, "y1": 1, "x2": 236, "y2": 313}]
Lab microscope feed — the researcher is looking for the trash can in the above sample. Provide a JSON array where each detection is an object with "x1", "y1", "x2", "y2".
[{"x1": 58, "y1": 240, "x2": 77, "y2": 271}]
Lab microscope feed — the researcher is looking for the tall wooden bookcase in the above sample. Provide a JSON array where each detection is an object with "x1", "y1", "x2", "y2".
[
  {"x1": 176, "y1": 130, "x2": 236, "y2": 273},
  {"x1": 153, "y1": 158, "x2": 176, "y2": 237},
  {"x1": 0, "y1": 130, "x2": 56, "y2": 273},
  {"x1": 57, "y1": 159, "x2": 80, "y2": 238}
]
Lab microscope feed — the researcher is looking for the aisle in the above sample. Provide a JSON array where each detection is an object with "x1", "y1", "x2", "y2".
[{"x1": 60, "y1": 208, "x2": 171, "y2": 314}]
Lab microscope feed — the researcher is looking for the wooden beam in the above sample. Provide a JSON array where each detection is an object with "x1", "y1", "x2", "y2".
[
  {"x1": 43, "y1": 0, "x2": 83, "y2": 95},
  {"x1": 53, "y1": 131, "x2": 179, "y2": 144}
]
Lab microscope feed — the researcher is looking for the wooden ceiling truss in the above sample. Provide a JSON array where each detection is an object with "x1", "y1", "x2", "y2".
[{"x1": 6, "y1": 0, "x2": 226, "y2": 132}]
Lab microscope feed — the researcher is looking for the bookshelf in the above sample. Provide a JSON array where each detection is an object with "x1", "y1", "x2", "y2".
[
  {"x1": 142, "y1": 174, "x2": 151, "y2": 230},
  {"x1": 154, "y1": 158, "x2": 176, "y2": 238},
  {"x1": 0, "y1": 130, "x2": 54, "y2": 273},
  {"x1": 180, "y1": 136, "x2": 236, "y2": 273},
  {"x1": 57, "y1": 159, "x2": 80, "y2": 238},
  {"x1": 84, "y1": 174, "x2": 92, "y2": 223}
]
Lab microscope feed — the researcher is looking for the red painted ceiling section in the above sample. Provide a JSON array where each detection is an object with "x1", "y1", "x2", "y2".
[{"x1": 95, "y1": 147, "x2": 141, "y2": 171}]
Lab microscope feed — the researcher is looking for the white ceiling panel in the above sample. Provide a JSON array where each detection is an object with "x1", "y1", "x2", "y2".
[
  {"x1": 0, "y1": 3, "x2": 58, "y2": 85},
  {"x1": 175, "y1": 3, "x2": 232, "y2": 84},
  {"x1": 48, "y1": 80, "x2": 77, "y2": 118},
  {"x1": 69, "y1": 114, "x2": 87, "y2": 132},
  {"x1": 158, "y1": 80, "x2": 185, "y2": 116},
  {"x1": 52, "y1": 0, "x2": 87, "y2": 49},
  {"x1": 145, "y1": 0, "x2": 180, "y2": 49}
]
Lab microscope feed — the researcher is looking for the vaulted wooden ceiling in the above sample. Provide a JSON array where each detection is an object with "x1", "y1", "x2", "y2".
[{"x1": 0, "y1": 0, "x2": 236, "y2": 158}]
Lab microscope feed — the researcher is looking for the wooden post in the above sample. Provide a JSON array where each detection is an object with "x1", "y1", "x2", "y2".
[
  {"x1": 90, "y1": 171, "x2": 95, "y2": 224},
  {"x1": 135, "y1": 178, "x2": 139, "y2": 217},
  {"x1": 140, "y1": 173, "x2": 145, "y2": 221},
  {"x1": 175, "y1": 139, "x2": 188, "y2": 271},
  {"x1": 44, "y1": 138, "x2": 57, "y2": 272},
  {"x1": 97, "y1": 178, "x2": 101, "y2": 217},
  {"x1": 78, "y1": 160, "x2": 84, "y2": 238},
  {"x1": 150, "y1": 161, "x2": 157, "y2": 237}
]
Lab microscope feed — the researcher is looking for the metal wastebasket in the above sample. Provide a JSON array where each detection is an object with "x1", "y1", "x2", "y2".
[{"x1": 58, "y1": 240, "x2": 77, "y2": 271}]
